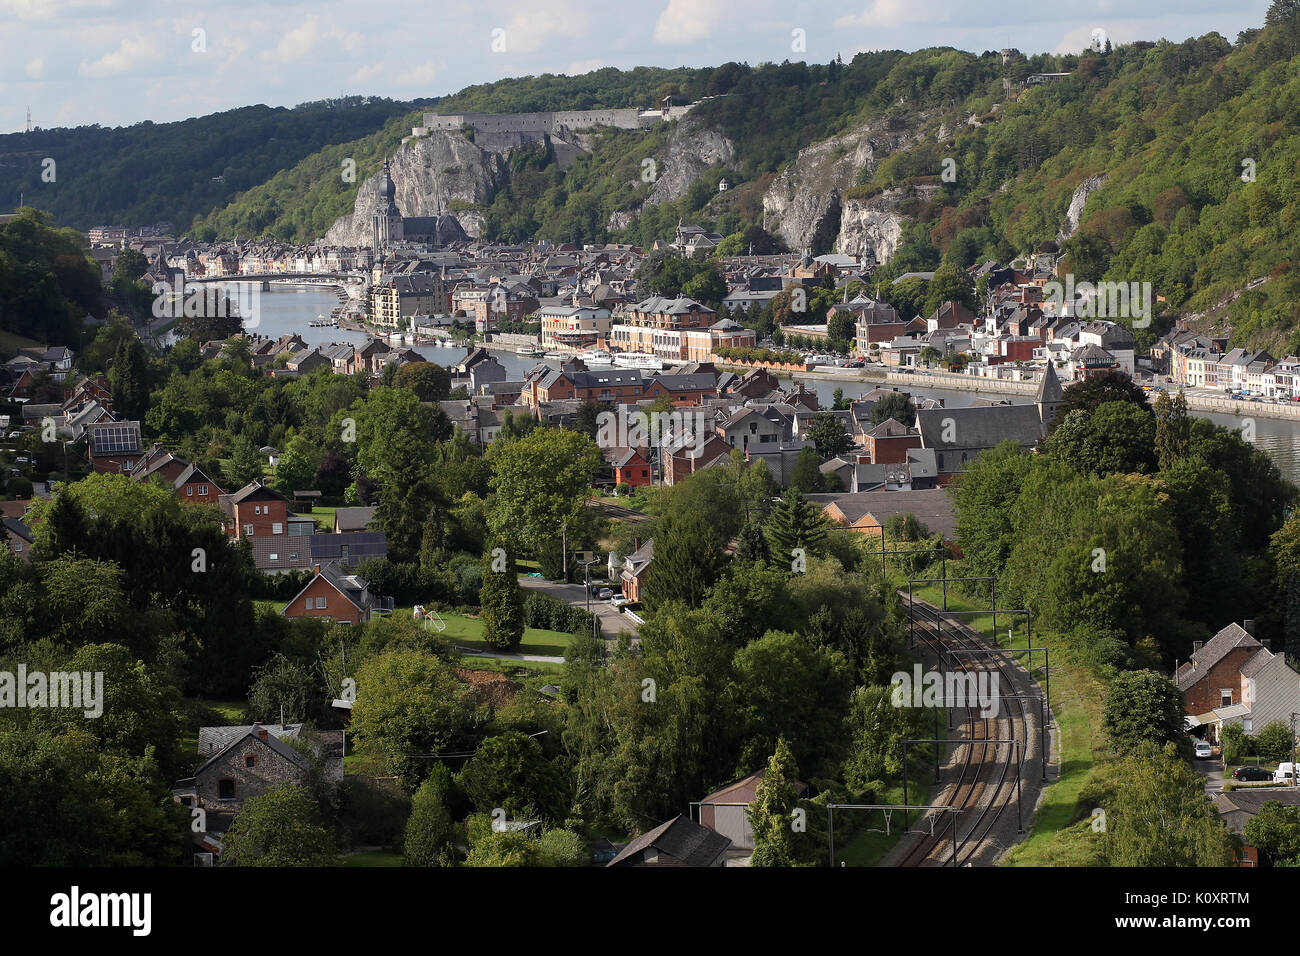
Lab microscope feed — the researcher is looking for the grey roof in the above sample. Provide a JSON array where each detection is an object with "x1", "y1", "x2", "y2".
[
  {"x1": 806, "y1": 487, "x2": 957, "y2": 538},
  {"x1": 915, "y1": 404, "x2": 1044, "y2": 451},
  {"x1": 606, "y1": 814, "x2": 731, "y2": 867},
  {"x1": 311, "y1": 532, "x2": 388, "y2": 564},
  {"x1": 1036, "y1": 363, "x2": 1063, "y2": 404},
  {"x1": 334, "y1": 506, "x2": 377, "y2": 533},
  {"x1": 1174, "y1": 623, "x2": 1262, "y2": 692}
]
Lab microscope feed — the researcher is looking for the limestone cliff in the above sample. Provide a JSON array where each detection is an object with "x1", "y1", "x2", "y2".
[
  {"x1": 324, "y1": 130, "x2": 508, "y2": 244},
  {"x1": 605, "y1": 115, "x2": 737, "y2": 230},
  {"x1": 835, "y1": 184, "x2": 941, "y2": 265},
  {"x1": 761, "y1": 123, "x2": 922, "y2": 255},
  {"x1": 1059, "y1": 174, "x2": 1106, "y2": 241}
]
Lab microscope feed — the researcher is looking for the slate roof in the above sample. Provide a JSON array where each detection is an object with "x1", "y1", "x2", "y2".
[
  {"x1": 807, "y1": 488, "x2": 957, "y2": 538},
  {"x1": 915, "y1": 404, "x2": 1044, "y2": 451},
  {"x1": 1174, "y1": 623, "x2": 1262, "y2": 692},
  {"x1": 606, "y1": 814, "x2": 731, "y2": 867}
]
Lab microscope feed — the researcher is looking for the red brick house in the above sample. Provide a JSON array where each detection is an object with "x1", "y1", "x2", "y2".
[
  {"x1": 620, "y1": 539, "x2": 653, "y2": 603},
  {"x1": 862, "y1": 418, "x2": 922, "y2": 464},
  {"x1": 663, "y1": 434, "x2": 730, "y2": 486},
  {"x1": 1177, "y1": 622, "x2": 1300, "y2": 742},
  {"x1": 282, "y1": 562, "x2": 379, "y2": 625},
  {"x1": 86, "y1": 420, "x2": 144, "y2": 474},
  {"x1": 606, "y1": 446, "x2": 652, "y2": 488},
  {"x1": 221, "y1": 481, "x2": 290, "y2": 540}
]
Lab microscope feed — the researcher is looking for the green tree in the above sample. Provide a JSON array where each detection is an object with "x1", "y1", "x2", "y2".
[
  {"x1": 395, "y1": 361, "x2": 451, "y2": 402},
  {"x1": 868, "y1": 391, "x2": 916, "y2": 427},
  {"x1": 1100, "y1": 742, "x2": 1234, "y2": 867},
  {"x1": 464, "y1": 830, "x2": 551, "y2": 866},
  {"x1": 1243, "y1": 801, "x2": 1300, "y2": 866},
  {"x1": 457, "y1": 731, "x2": 565, "y2": 820},
  {"x1": 404, "y1": 769, "x2": 458, "y2": 866},
  {"x1": 643, "y1": 511, "x2": 724, "y2": 611},
  {"x1": 749, "y1": 737, "x2": 803, "y2": 867},
  {"x1": 224, "y1": 433, "x2": 265, "y2": 489},
  {"x1": 479, "y1": 546, "x2": 525, "y2": 650},
  {"x1": 1154, "y1": 389, "x2": 1191, "y2": 471},
  {"x1": 806, "y1": 412, "x2": 853, "y2": 459},
  {"x1": 1042, "y1": 402, "x2": 1157, "y2": 476},
  {"x1": 764, "y1": 489, "x2": 829, "y2": 562},
  {"x1": 1101, "y1": 670, "x2": 1187, "y2": 756},
  {"x1": 789, "y1": 446, "x2": 825, "y2": 493},
  {"x1": 223, "y1": 784, "x2": 337, "y2": 866},
  {"x1": 1256, "y1": 721, "x2": 1294, "y2": 762}
]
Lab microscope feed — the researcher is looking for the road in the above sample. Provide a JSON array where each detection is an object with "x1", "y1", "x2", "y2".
[
  {"x1": 1194, "y1": 759, "x2": 1225, "y2": 795},
  {"x1": 519, "y1": 575, "x2": 640, "y2": 642}
]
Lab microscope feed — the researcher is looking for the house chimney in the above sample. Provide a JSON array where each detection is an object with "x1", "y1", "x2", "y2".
[
  {"x1": 258, "y1": 728, "x2": 269, "y2": 740},
  {"x1": 1192, "y1": 641, "x2": 1203, "y2": 654},
  {"x1": 313, "y1": 564, "x2": 321, "y2": 576},
  {"x1": 1243, "y1": 619, "x2": 1256, "y2": 636}
]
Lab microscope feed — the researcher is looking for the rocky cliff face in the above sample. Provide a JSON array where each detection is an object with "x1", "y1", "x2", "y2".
[
  {"x1": 1059, "y1": 174, "x2": 1106, "y2": 240},
  {"x1": 605, "y1": 116, "x2": 737, "y2": 230},
  {"x1": 761, "y1": 123, "x2": 922, "y2": 255},
  {"x1": 835, "y1": 184, "x2": 941, "y2": 265},
  {"x1": 324, "y1": 130, "x2": 509, "y2": 244}
]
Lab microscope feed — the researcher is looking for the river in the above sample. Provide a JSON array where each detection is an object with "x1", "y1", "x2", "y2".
[{"x1": 206, "y1": 284, "x2": 1300, "y2": 486}]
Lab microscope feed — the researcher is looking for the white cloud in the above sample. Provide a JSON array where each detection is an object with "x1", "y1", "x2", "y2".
[
  {"x1": 277, "y1": 17, "x2": 323, "y2": 61},
  {"x1": 396, "y1": 60, "x2": 436, "y2": 87},
  {"x1": 566, "y1": 58, "x2": 606, "y2": 76},
  {"x1": 79, "y1": 35, "x2": 159, "y2": 77},
  {"x1": 836, "y1": 0, "x2": 920, "y2": 29},
  {"x1": 493, "y1": 6, "x2": 586, "y2": 55},
  {"x1": 654, "y1": 0, "x2": 727, "y2": 44},
  {"x1": 351, "y1": 62, "x2": 385, "y2": 84},
  {"x1": 0, "y1": 0, "x2": 118, "y2": 22},
  {"x1": 24, "y1": 56, "x2": 44, "y2": 79}
]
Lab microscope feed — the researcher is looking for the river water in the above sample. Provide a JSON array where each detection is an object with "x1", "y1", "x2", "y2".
[{"x1": 214, "y1": 285, "x2": 1300, "y2": 486}]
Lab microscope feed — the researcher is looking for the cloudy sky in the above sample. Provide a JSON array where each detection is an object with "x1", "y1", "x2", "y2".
[{"x1": 0, "y1": 0, "x2": 1273, "y2": 133}]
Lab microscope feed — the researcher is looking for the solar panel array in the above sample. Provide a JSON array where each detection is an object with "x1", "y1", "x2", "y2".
[{"x1": 90, "y1": 422, "x2": 140, "y2": 454}]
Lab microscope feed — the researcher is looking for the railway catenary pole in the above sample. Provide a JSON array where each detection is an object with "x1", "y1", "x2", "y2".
[
  {"x1": 902, "y1": 738, "x2": 1023, "y2": 840},
  {"x1": 827, "y1": 804, "x2": 960, "y2": 867},
  {"x1": 943, "y1": 645, "x2": 1051, "y2": 714}
]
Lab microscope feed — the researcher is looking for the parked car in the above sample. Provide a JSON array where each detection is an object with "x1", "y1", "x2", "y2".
[
  {"x1": 1194, "y1": 740, "x2": 1213, "y2": 759},
  {"x1": 598, "y1": 588, "x2": 614, "y2": 600},
  {"x1": 1276, "y1": 762, "x2": 1296, "y2": 784},
  {"x1": 1232, "y1": 766, "x2": 1273, "y2": 781},
  {"x1": 844, "y1": 360, "x2": 865, "y2": 368}
]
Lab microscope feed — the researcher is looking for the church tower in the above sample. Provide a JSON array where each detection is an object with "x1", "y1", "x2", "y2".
[
  {"x1": 371, "y1": 159, "x2": 404, "y2": 252},
  {"x1": 1036, "y1": 361, "x2": 1064, "y2": 426}
]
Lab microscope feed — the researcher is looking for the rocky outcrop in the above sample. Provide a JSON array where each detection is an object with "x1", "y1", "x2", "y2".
[
  {"x1": 605, "y1": 116, "x2": 737, "y2": 230},
  {"x1": 325, "y1": 130, "x2": 509, "y2": 243},
  {"x1": 1059, "y1": 174, "x2": 1106, "y2": 240},
  {"x1": 835, "y1": 184, "x2": 942, "y2": 265},
  {"x1": 762, "y1": 123, "x2": 922, "y2": 254}
]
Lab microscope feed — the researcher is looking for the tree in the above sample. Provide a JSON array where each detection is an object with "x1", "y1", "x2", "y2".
[
  {"x1": 789, "y1": 446, "x2": 825, "y2": 493},
  {"x1": 732, "y1": 630, "x2": 853, "y2": 774},
  {"x1": 349, "y1": 649, "x2": 474, "y2": 790},
  {"x1": 1042, "y1": 402, "x2": 1157, "y2": 476},
  {"x1": 479, "y1": 546, "x2": 525, "y2": 651},
  {"x1": 537, "y1": 828, "x2": 587, "y2": 866},
  {"x1": 1244, "y1": 801, "x2": 1300, "y2": 866},
  {"x1": 735, "y1": 519, "x2": 772, "y2": 566},
  {"x1": 1154, "y1": 390, "x2": 1191, "y2": 472},
  {"x1": 224, "y1": 433, "x2": 265, "y2": 489},
  {"x1": 764, "y1": 489, "x2": 829, "y2": 561},
  {"x1": 1101, "y1": 670, "x2": 1187, "y2": 755},
  {"x1": 806, "y1": 412, "x2": 853, "y2": 460},
  {"x1": 1054, "y1": 371, "x2": 1150, "y2": 425},
  {"x1": 222, "y1": 785, "x2": 337, "y2": 866},
  {"x1": 827, "y1": 311, "x2": 855, "y2": 351},
  {"x1": 749, "y1": 737, "x2": 803, "y2": 867},
  {"x1": 643, "y1": 511, "x2": 724, "y2": 611},
  {"x1": 404, "y1": 769, "x2": 458, "y2": 866},
  {"x1": 272, "y1": 436, "x2": 323, "y2": 496},
  {"x1": 1256, "y1": 721, "x2": 1294, "y2": 762},
  {"x1": 1100, "y1": 742, "x2": 1234, "y2": 867},
  {"x1": 457, "y1": 731, "x2": 565, "y2": 820},
  {"x1": 108, "y1": 335, "x2": 150, "y2": 424},
  {"x1": 464, "y1": 830, "x2": 552, "y2": 866},
  {"x1": 247, "y1": 653, "x2": 320, "y2": 726},
  {"x1": 843, "y1": 683, "x2": 932, "y2": 787},
  {"x1": 487, "y1": 428, "x2": 602, "y2": 567},
  {"x1": 868, "y1": 391, "x2": 916, "y2": 427},
  {"x1": 395, "y1": 361, "x2": 451, "y2": 402}
]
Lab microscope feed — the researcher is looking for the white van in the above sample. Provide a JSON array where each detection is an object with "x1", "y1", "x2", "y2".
[{"x1": 1275, "y1": 762, "x2": 1296, "y2": 784}]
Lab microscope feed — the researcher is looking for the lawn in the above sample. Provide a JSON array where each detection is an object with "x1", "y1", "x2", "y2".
[
  {"x1": 909, "y1": 584, "x2": 1106, "y2": 867},
  {"x1": 428, "y1": 611, "x2": 575, "y2": 659},
  {"x1": 835, "y1": 736, "x2": 950, "y2": 866},
  {"x1": 307, "y1": 505, "x2": 338, "y2": 532}
]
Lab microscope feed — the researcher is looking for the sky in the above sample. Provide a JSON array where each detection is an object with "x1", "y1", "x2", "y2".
[{"x1": 0, "y1": 0, "x2": 1275, "y2": 133}]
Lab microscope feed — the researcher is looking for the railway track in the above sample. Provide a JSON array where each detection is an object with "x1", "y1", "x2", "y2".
[{"x1": 893, "y1": 599, "x2": 1038, "y2": 867}]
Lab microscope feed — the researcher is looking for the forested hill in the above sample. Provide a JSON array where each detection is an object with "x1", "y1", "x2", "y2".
[
  {"x1": 0, "y1": 97, "x2": 417, "y2": 232},
  {"x1": 16, "y1": 4, "x2": 1300, "y2": 350}
]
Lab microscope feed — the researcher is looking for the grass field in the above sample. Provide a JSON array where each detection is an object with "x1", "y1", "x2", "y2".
[
  {"x1": 426, "y1": 611, "x2": 575, "y2": 659},
  {"x1": 340, "y1": 851, "x2": 403, "y2": 867}
]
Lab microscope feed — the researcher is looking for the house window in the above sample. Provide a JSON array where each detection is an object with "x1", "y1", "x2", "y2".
[
  {"x1": 304, "y1": 597, "x2": 314, "y2": 610},
  {"x1": 243, "y1": 524, "x2": 254, "y2": 537},
  {"x1": 218, "y1": 779, "x2": 236, "y2": 799},
  {"x1": 199, "y1": 485, "x2": 208, "y2": 496},
  {"x1": 1220, "y1": 689, "x2": 1233, "y2": 707},
  {"x1": 269, "y1": 553, "x2": 278, "y2": 562},
  {"x1": 272, "y1": 523, "x2": 283, "y2": 535},
  {"x1": 245, "y1": 754, "x2": 256, "y2": 768},
  {"x1": 289, "y1": 552, "x2": 299, "y2": 562},
  {"x1": 317, "y1": 596, "x2": 327, "y2": 609},
  {"x1": 186, "y1": 486, "x2": 193, "y2": 496}
]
